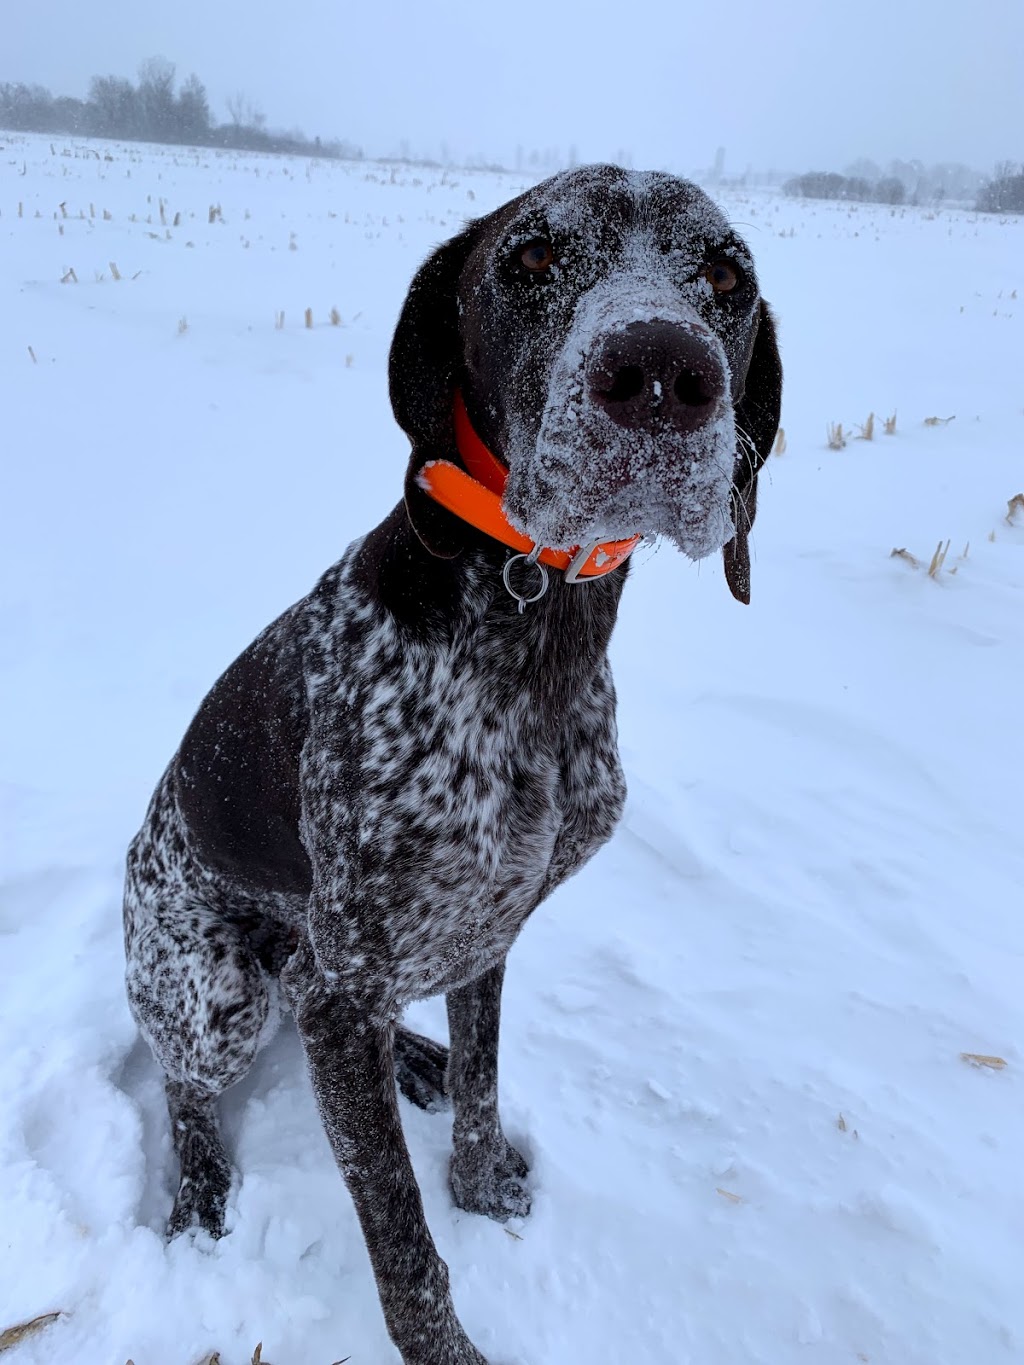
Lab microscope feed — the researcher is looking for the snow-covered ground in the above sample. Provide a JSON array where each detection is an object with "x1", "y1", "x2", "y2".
[{"x1": 1, "y1": 132, "x2": 1022, "y2": 1365}]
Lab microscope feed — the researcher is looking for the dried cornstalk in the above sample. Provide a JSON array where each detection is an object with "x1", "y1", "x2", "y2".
[
  {"x1": 855, "y1": 412, "x2": 875, "y2": 441},
  {"x1": 0, "y1": 1312, "x2": 64, "y2": 1353},
  {"x1": 961, "y1": 1053, "x2": 1007, "y2": 1070},
  {"x1": 826, "y1": 421, "x2": 846, "y2": 450},
  {"x1": 890, "y1": 547, "x2": 919, "y2": 569},
  {"x1": 927, "y1": 540, "x2": 951, "y2": 577}
]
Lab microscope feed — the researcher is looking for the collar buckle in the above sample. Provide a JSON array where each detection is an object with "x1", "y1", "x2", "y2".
[{"x1": 563, "y1": 540, "x2": 604, "y2": 585}]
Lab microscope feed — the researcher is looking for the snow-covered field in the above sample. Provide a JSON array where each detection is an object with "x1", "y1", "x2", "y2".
[{"x1": 1, "y1": 131, "x2": 1022, "y2": 1365}]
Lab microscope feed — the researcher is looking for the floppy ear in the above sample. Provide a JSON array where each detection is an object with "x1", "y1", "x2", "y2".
[
  {"x1": 722, "y1": 300, "x2": 782, "y2": 604},
  {"x1": 388, "y1": 226, "x2": 478, "y2": 558}
]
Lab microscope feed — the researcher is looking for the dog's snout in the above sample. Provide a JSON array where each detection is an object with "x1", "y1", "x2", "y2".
[{"x1": 588, "y1": 320, "x2": 727, "y2": 435}]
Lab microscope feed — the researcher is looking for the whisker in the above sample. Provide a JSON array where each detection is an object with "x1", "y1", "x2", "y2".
[
  {"x1": 730, "y1": 425, "x2": 761, "y2": 534},
  {"x1": 735, "y1": 423, "x2": 758, "y2": 484}
]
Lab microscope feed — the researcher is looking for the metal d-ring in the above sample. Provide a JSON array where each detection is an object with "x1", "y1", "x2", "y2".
[{"x1": 502, "y1": 545, "x2": 549, "y2": 614}]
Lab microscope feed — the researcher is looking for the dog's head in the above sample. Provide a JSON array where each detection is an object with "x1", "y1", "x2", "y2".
[{"x1": 389, "y1": 164, "x2": 781, "y2": 603}]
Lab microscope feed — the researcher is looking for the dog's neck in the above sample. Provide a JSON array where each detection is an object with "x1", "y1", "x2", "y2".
[{"x1": 357, "y1": 503, "x2": 627, "y2": 695}]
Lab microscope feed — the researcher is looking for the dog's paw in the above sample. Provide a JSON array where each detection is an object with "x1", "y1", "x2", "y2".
[
  {"x1": 450, "y1": 1139, "x2": 530, "y2": 1222},
  {"x1": 166, "y1": 1169, "x2": 230, "y2": 1240}
]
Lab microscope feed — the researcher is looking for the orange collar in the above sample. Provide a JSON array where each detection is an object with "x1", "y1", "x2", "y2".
[{"x1": 416, "y1": 392, "x2": 640, "y2": 581}]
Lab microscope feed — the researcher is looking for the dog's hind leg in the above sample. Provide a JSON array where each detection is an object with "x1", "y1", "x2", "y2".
[
  {"x1": 394, "y1": 1025, "x2": 449, "y2": 1111},
  {"x1": 125, "y1": 896, "x2": 271, "y2": 1239}
]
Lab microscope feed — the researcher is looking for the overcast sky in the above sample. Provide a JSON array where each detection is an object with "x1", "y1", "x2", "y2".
[{"x1": 8, "y1": 0, "x2": 1023, "y2": 174}]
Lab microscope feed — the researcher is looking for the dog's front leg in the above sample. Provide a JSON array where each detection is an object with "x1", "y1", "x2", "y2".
[
  {"x1": 447, "y1": 961, "x2": 530, "y2": 1221},
  {"x1": 287, "y1": 946, "x2": 486, "y2": 1365}
]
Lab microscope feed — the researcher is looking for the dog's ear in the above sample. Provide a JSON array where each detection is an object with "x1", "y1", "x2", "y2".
[
  {"x1": 723, "y1": 300, "x2": 782, "y2": 604},
  {"x1": 389, "y1": 226, "x2": 478, "y2": 558}
]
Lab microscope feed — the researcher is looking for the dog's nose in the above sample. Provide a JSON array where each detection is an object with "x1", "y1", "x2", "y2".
[{"x1": 587, "y1": 320, "x2": 727, "y2": 435}]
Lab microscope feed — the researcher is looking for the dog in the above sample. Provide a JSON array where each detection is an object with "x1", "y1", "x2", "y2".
[{"x1": 124, "y1": 164, "x2": 781, "y2": 1365}]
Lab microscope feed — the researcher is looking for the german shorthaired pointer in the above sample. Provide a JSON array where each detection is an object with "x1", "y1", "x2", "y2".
[{"x1": 124, "y1": 164, "x2": 782, "y2": 1364}]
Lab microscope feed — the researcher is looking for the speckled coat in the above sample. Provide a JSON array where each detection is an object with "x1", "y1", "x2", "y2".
[{"x1": 124, "y1": 164, "x2": 781, "y2": 1365}]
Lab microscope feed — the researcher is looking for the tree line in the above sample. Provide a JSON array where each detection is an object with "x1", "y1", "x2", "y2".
[
  {"x1": 783, "y1": 171, "x2": 908, "y2": 205},
  {"x1": 783, "y1": 157, "x2": 1024, "y2": 214},
  {"x1": 0, "y1": 58, "x2": 361, "y2": 160},
  {"x1": 976, "y1": 163, "x2": 1024, "y2": 213}
]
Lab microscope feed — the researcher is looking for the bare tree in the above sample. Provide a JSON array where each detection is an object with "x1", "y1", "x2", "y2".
[
  {"x1": 176, "y1": 73, "x2": 210, "y2": 142},
  {"x1": 225, "y1": 90, "x2": 265, "y2": 129},
  {"x1": 87, "y1": 75, "x2": 137, "y2": 137},
  {"x1": 0, "y1": 82, "x2": 55, "y2": 130},
  {"x1": 137, "y1": 56, "x2": 177, "y2": 140}
]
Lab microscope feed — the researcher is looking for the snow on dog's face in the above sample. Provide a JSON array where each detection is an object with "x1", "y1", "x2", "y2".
[
  {"x1": 390, "y1": 164, "x2": 781, "y2": 600},
  {"x1": 459, "y1": 167, "x2": 762, "y2": 559}
]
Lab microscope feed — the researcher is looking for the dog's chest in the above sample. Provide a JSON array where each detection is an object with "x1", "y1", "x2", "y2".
[
  {"x1": 307, "y1": 593, "x2": 624, "y2": 998},
  {"x1": 361, "y1": 663, "x2": 576, "y2": 983}
]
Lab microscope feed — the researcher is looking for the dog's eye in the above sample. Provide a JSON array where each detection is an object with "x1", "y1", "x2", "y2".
[
  {"x1": 706, "y1": 260, "x2": 740, "y2": 293},
  {"x1": 520, "y1": 239, "x2": 555, "y2": 273}
]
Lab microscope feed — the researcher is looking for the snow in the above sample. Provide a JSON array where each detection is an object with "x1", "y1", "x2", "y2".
[{"x1": 2, "y1": 132, "x2": 1023, "y2": 1365}]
